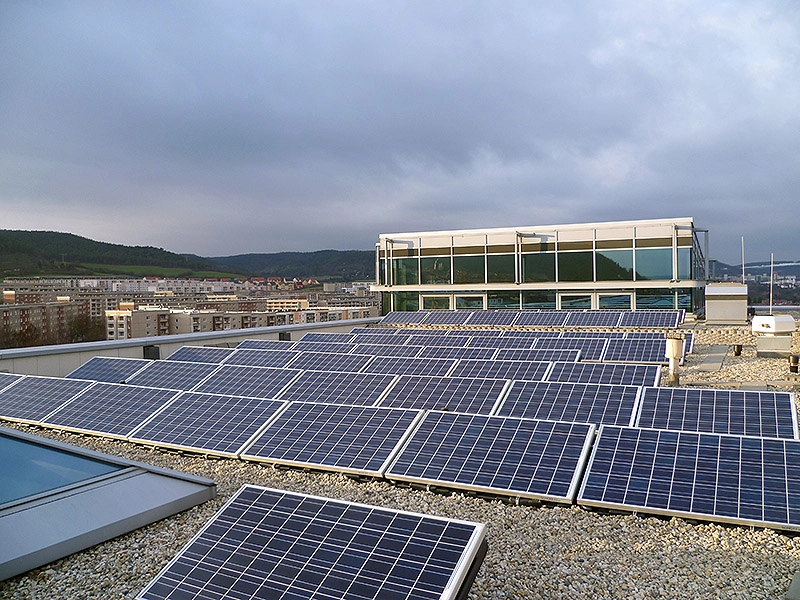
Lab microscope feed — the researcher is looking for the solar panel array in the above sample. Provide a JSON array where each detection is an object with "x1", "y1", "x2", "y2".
[{"x1": 137, "y1": 485, "x2": 486, "y2": 600}]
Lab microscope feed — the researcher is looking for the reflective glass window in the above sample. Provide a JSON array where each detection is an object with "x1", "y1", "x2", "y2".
[
  {"x1": 560, "y1": 294, "x2": 592, "y2": 309},
  {"x1": 453, "y1": 256, "x2": 485, "y2": 284},
  {"x1": 487, "y1": 255, "x2": 515, "y2": 283},
  {"x1": 378, "y1": 259, "x2": 386, "y2": 285},
  {"x1": 522, "y1": 291, "x2": 556, "y2": 309},
  {"x1": 392, "y1": 292, "x2": 419, "y2": 312},
  {"x1": 677, "y1": 288, "x2": 693, "y2": 310},
  {"x1": 522, "y1": 253, "x2": 555, "y2": 283},
  {"x1": 678, "y1": 248, "x2": 692, "y2": 280},
  {"x1": 558, "y1": 251, "x2": 593, "y2": 282},
  {"x1": 392, "y1": 258, "x2": 418, "y2": 285},
  {"x1": 381, "y1": 292, "x2": 391, "y2": 315},
  {"x1": 635, "y1": 289, "x2": 675, "y2": 309},
  {"x1": 599, "y1": 294, "x2": 633, "y2": 309},
  {"x1": 635, "y1": 248, "x2": 672, "y2": 280},
  {"x1": 420, "y1": 256, "x2": 451, "y2": 284},
  {"x1": 422, "y1": 296, "x2": 451, "y2": 309},
  {"x1": 596, "y1": 250, "x2": 634, "y2": 281},
  {"x1": 455, "y1": 296, "x2": 484, "y2": 309},
  {"x1": 488, "y1": 292, "x2": 521, "y2": 309}
]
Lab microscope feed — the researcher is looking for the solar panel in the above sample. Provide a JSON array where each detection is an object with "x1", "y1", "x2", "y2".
[
  {"x1": 619, "y1": 310, "x2": 681, "y2": 328},
  {"x1": 236, "y1": 339, "x2": 297, "y2": 350},
  {"x1": 496, "y1": 381, "x2": 641, "y2": 427},
  {"x1": 129, "y1": 393, "x2": 286, "y2": 456},
  {"x1": 449, "y1": 359, "x2": 550, "y2": 381},
  {"x1": 126, "y1": 361, "x2": 221, "y2": 390},
  {"x1": 193, "y1": 365, "x2": 301, "y2": 399},
  {"x1": 165, "y1": 346, "x2": 236, "y2": 364},
  {"x1": 0, "y1": 376, "x2": 94, "y2": 423},
  {"x1": 502, "y1": 330, "x2": 561, "y2": 338},
  {"x1": 577, "y1": 426, "x2": 800, "y2": 532},
  {"x1": 531, "y1": 338, "x2": 608, "y2": 361},
  {"x1": 278, "y1": 371, "x2": 397, "y2": 405},
  {"x1": 546, "y1": 361, "x2": 662, "y2": 387},
  {"x1": 241, "y1": 403, "x2": 423, "y2": 476},
  {"x1": 286, "y1": 352, "x2": 375, "y2": 373},
  {"x1": 466, "y1": 335, "x2": 535, "y2": 349},
  {"x1": 603, "y1": 338, "x2": 667, "y2": 364},
  {"x1": 564, "y1": 311, "x2": 623, "y2": 328},
  {"x1": 299, "y1": 332, "x2": 356, "y2": 343},
  {"x1": 513, "y1": 311, "x2": 569, "y2": 327},
  {"x1": 493, "y1": 348, "x2": 582, "y2": 362},
  {"x1": 0, "y1": 373, "x2": 22, "y2": 393},
  {"x1": 222, "y1": 348, "x2": 299, "y2": 368},
  {"x1": 464, "y1": 310, "x2": 520, "y2": 326},
  {"x1": 416, "y1": 346, "x2": 498, "y2": 360},
  {"x1": 386, "y1": 412, "x2": 595, "y2": 503},
  {"x1": 349, "y1": 333, "x2": 413, "y2": 346},
  {"x1": 379, "y1": 375, "x2": 510, "y2": 415},
  {"x1": 137, "y1": 485, "x2": 486, "y2": 600},
  {"x1": 422, "y1": 310, "x2": 472, "y2": 325},
  {"x1": 291, "y1": 341, "x2": 358, "y2": 354},
  {"x1": 364, "y1": 357, "x2": 457, "y2": 377},
  {"x1": 351, "y1": 344, "x2": 424, "y2": 358},
  {"x1": 42, "y1": 383, "x2": 179, "y2": 439},
  {"x1": 635, "y1": 387, "x2": 799, "y2": 439},
  {"x1": 348, "y1": 327, "x2": 401, "y2": 335},
  {"x1": 380, "y1": 310, "x2": 429, "y2": 325},
  {"x1": 406, "y1": 334, "x2": 471, "y2": 347},
  {"x1": 65, "y1": 357, "x2": 151, "y2": 383}
]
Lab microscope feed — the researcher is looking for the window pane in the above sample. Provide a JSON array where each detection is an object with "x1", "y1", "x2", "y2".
[
  {"x1": 392, "y1": 258, "x2": 418, "y2": 285},
  {"x1": 677, "y1": 247, "x2": 692, "y2": 280},
  {"x1": 420, "y1": 256, "x2": 451, "y2": 284},
  {"x1": 596, "y1": 250, "x2": 634, "y2": 281},
  {"x1": 599, "y1": 294, "x2": 632, "y2": 309},
  {"x1": 422, "y1": 296, "x2": 451, "y2": 309},
  {"x1": 677, "y1": 288, "x2": 693, "y2": 310},
  {"x1": 487, "y1": 254, "x2": 515, "y2": 283},
  {"x1": 381, "y1": 292, "x2": 391, "y2": 315},
  {"x1": 522, "y1": 291, "x2": 556, "y2": 309},
  {"x1": 393, "y1": 292, "x2": 419, "y2": 311},
  {"x1": 453, "y1": 255, "x2": 485, "y2": 284},
  {"x1": 635, "y1": 248, "x2": 672, "y2": 280},
  {"x1": 378, "y1": 259, "x2": 386, "y2": 284},
  {"x1": 488, "y1": 292, "x2": 520, "y2": 309},
  {"x1": 560, "y1": 295, "x2": 592, "y2": 309},
  {"x1": 558, "y1": 251, "x2": 593, "y2": 282},
  {"x1": 522, "y1": 253, "x2": 555, "y2": 283},
  {"x1": 455, "y1": 296, "x2": 484, "y2": 309},
  {"x1": 635, "y1": 289, "x2": 675, "y2": 309}
]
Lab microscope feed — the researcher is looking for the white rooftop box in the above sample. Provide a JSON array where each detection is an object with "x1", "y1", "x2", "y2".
[{"x1": 752, "y1": 315, "x2": 796, "y2": 336}]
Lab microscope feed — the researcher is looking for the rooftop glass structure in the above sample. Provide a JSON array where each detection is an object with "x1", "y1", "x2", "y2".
[{"x1": 373, "y1": 217, "x2": 708, "y2": 312}]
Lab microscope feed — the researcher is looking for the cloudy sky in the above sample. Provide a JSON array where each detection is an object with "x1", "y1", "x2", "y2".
[{"x1": 1, "y1": 1, "x2": 798, "y2": 263}]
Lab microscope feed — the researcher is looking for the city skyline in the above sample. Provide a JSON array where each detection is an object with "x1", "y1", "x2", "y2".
[{"x1": 2, "y1": 2, "x2": 798, "y2": 265}]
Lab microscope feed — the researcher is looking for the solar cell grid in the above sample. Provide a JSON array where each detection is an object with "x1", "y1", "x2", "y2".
[
  {"x1": 298, "y1": 332, "x2": 356, "y2": 343},
  {"x1": 42, "y1": 383, "x2": 180, "y2": 438},
  {"x1": 129, "y1": 393, "x2": 286, "y2": 456},
  {"x1": 291, "y1": 341, "x2": 358, "y2": 354},
  {"x1": 416, "y1": 346, "x2": 498, "y2": 360},
  {"x1": 235, "y1": 339, "x2": 297, "y2": 350},
  {"x1": 421, "y1": 310, "x2": 472, "y2": 325},
  {"x1": 137, "y1": 485, "x2": 486, "y2": 600},
  {"x1": 406, "y1": 334, "x2": 472, "y2": 347},
  {"x1": 65, "y1": 357, "x2": 151, "y2": 383},
  {"x1": 464, "y1": 310, "x2": 520, "y2": 326},
  {"x1": 449, "y1": 359, "x2": 550, "y2": 381},
  {"x1": 193, "y1": 365, "x2": 301, "y2": 399},
  {"x1": 364, "y1": 357, "x2": 457, "y2": 377},
  {"x1": 286, "y1": 351, "x2": 375, "y2": 373},
  {"x1": 348, "y1": 332, "x2": 413, "y2": 346},
  {"x1": 619, "y1": 310, "x2": 681, "y2": 328},
  {"x1": 546, "y1": 361, "x2": 661, "y2": 387},
  {"x1": 165, "y1": 346, "x2": 236, "y2": 364},
  {"x1": 635, "y1": 387, "x2": 798, "y2": 439},
  {"x1": 348, "y1": 327, "x2": 400, "y2": 334},
  {"x1": 221, "y1": 348, "x2": 299, "y2": 368},
  {"x1": 241, "y1": 403, "x2": 423, "y2": 476},
  {"x1": 351, "y1": 344, "x2": 423, "y2": 358},
  {"x1": 125, "y1": 361, "x2": 221, "y2": 390},
  {"x1": 564, "y1": 311, "x2": 623, "y2": 328},
  {"x1": 493, "y1": 348, "x2": 582, "y2": 363},
  {"x1": 496, "y1": 381, "x2": 641, "y2": 427},
  {"x1": 466, "y1": 336, "x2": 536, "y2": 349},
  {"x1": 0, "y1": 376, "x2": 94, "y2": 423},
  {"x1": 0, "y1": 373, "x2": 22, "y2": 393},
  {"x1": 603, "y1": 338, "x2": 668, "y2": 364},
  {"x1": 386, "y1": 412, "x2": 595, "y2": 502},
  {"x1": 577, "y1": 426, "x2": 800, "y2": 531},
  {"x1": 277, "y1": 371, "x2": 397, "y2": 405},
  {"x1": 379, "y1": 375, "x2": 509, "y2": 414},
  {"x1": 531, "y1": 338, "x2": 608, "y2": 361},
  {"x1": 380, "y1": 311, "x2": 429, "y2": 324},
  {"x1": 502, "y1": 330, "x2": 561, "y2": 338},
  {"x1": 513, "y1": 311, "x2": 569, "y2": 327}
]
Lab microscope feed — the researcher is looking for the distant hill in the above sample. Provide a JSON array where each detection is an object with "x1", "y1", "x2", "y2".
[
  {"x1": 206, "y1": 250, "x2": 375, "y2": 281},
  {"x1": 713, "y1": 260, "x2": 800, "y2": 279}
]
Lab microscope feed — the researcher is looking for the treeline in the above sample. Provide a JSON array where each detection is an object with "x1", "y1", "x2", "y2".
[
  {"x1": 0, "y1": 315, "x2": 106, "y2": 350},
  {"x1": 207, "y1": 250, "x2": 375, "y2": 281}
]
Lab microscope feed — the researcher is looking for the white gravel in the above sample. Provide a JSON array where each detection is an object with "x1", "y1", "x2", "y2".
[{"x1": 2, "y1": 326, "x2": 800, "y2": 600}]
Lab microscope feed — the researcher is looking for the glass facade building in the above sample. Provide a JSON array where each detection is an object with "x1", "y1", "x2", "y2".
[{"x1": 373, "y1": 218, "x2": 707, "y2": 313}]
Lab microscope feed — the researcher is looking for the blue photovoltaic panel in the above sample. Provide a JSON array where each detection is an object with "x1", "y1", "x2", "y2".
[
  {"x1": 457, "y1": 328, "x2": 504, "y2": 337},
  {"x1": 222, "y1": 348, "x2": 299, "y2": 368},
  {"x1": 406, "y1": 334, "x2": 471, "y2": 347},
  {"x1": 379, "y1": 375, "x2": 509, "y2": 415},
  {"x1": 286, "y1": 352, "x2": 375, "y2": 373},
  {"x1": 236, "y1": 339, "x2": 297, "y2": 350},
  {"x1": 241, "y1": 403, "x2": 422, "y2": 476},
  {"x1": 422, "y1": 310, "x2": 472, "y2": 325},
  {"x1": 129, "y1": 393, "x2": 286, "y2": 456},
  {"x1": 0, "y1": 376, "x2": 94, "y2": 423},
  {"x1": 291, "y1": 341, "x2": 358, "y2": 354},
  {"x1": 619, "y1": 310, "x2": 681, "y2": 328},
  {"x1": 386, "y1": 412, "x2": 595, "y2": 503},
  {"x1": 577, "y1": 426, "x2": 800, "y2": 532},
  {"x1": 137, "y1": 485, "x2": 486, "y2": 600},
  {"x1": 496, "y1": 381, "x2": 640, "y2": 427},
  {"x1": 546, "y1": 361, "x2": 661, "y2": 387},
  {"x1": 126, "y1": 361, "x2": 221, "y2": 390},
  {"x1": 464, "y1": 310, "x2": 520, "y2": 326},
  {"x1": 502, "y1": 330, "x2": 561, "y2": 339},
  {"x1": 348, "y1": 327, "x2": 401, "y2": 335},
  {"x1": 380, "y1": 311, "x2": 429, "y2": 325},
  {"x1": 65, "y1": 357, "x2": 151, "y2": 383},
  {"x1": 299, "y1": 332, "x2": 356, "y2": 343},
  {"x1": 364, "y1": 357, "x2": 457, "y2": 377},
  {"x1": 513, "y1": 311, "x2": 570, "y2": 327},
  {"x1": 351, "y1": 344, "x2": 423, "y2": 358},
  {"x1": 493, "y1": 348, "x2": 581, "y2": 363},
  {"x1": 603, "y1": 338, "x2": 668, "y2": 364},
  {"x1": 193, "y1": 365, "x2": 301, "y2": 399},
  {"x1": 416, "y1": 346, "x2": 498, "y2": 360},
  {"x1": 531, "y1": 338, "x2": 608, "y2": 361},
  {"x1": 0, "y1": 373, "x2": 23, "y2": 393},
  {"x1": 350, "y1": 333, "x2": 413, "y2": 346},
  {"x1": 564, "y1": 311, "x2": 623, "y2": 328},
  {"x1": 277, "y1": 371, "x2": 397, "y2": 405},
  {"x1": 165, "y1": 346, "x2": 236, "y2": 364},
  {"x1": 467, "y1": 336, "x2": 535, "y2": 349},
  {"x1": 560, "y1": 331, "x2": 626, "y2": 339},
  {"x1": 42, "y1": 383, "x2": 179, "y2": 439},
  {"x1": 635, "y1": 387, "x2": 799, "y2": 439},
  {"x1": 449, "y1": 359, "x2": 550, "y2": 381}
]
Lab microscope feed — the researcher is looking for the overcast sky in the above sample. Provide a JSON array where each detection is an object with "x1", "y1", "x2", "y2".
[{"x1": 1, "y1": 1, "x2": 798, "y2": 264}]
